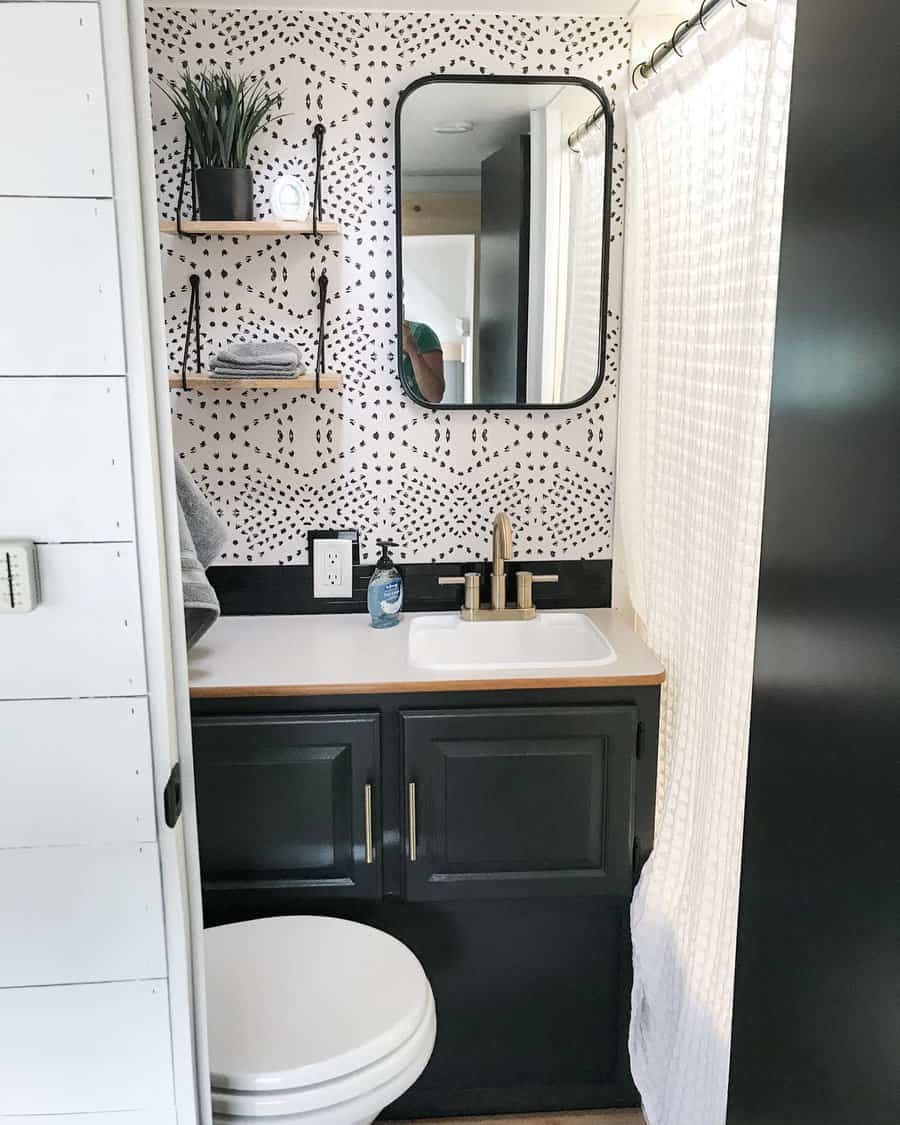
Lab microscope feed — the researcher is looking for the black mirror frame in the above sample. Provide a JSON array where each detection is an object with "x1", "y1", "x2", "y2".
[{"x1": 394, "y1": 73, "x2": 614, "y2": 412}]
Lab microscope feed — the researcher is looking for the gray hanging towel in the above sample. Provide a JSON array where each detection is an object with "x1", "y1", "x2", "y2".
[{"x1": 174, "y1": 461, "x2": 228, "y2": 649}]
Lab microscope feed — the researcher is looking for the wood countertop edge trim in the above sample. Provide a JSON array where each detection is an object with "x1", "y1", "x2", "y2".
[{"x1": 189, "y1": 671, "x2": 666, "y2": 698}]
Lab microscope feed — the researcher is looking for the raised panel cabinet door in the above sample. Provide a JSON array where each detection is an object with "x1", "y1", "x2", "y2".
[
  {"x1": 402, "y1": 705, "x2": 638, "y2": 901},
  {"x1": 192, "y1": 713, "x2": 381, "y2": 899}
]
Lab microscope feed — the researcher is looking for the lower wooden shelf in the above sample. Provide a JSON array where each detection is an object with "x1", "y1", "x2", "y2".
[
  {"x1": 168, "y1": 372, "x2": 342, "y2": 391},
  {"x1": 160, "y1": 219, "x2": 342, "y2": 236}
]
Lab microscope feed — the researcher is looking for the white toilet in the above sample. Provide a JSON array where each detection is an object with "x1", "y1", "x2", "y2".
[{"x1": 204, "y1": 915, "x2": 437, "y2": 1125}]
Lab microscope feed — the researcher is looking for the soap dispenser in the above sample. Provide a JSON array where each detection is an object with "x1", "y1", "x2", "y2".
[{"x1": 368, "y1": 539, "x2": 403, "y2": 629}]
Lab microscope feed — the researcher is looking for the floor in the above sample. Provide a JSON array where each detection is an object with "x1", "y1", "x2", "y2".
[{"x1": 402, "y1": 1113, "x2": 646, "y2": 1125}]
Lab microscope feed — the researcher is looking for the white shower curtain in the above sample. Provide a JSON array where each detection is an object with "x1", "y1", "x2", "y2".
[{"x1": 618, "y1": 3, "x2": 796, "y2": 1124}]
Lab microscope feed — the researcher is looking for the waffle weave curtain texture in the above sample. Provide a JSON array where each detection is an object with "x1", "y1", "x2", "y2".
[{"x1": 618, "y1": 3, "x2": 797, "y2": 1123}]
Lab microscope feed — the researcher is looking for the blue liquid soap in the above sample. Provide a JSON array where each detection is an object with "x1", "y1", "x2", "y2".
[{"x1": 367, "y1": 539, "x2": 403, "y2": 629}]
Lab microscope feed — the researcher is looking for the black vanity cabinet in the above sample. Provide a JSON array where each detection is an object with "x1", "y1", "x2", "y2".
[
  {"x1": 192, "y1": 712, "x2": 381, "y2": 899},
  {"x1": 403, "y1": 705, "x2": 638, "y2": 901},
  {"x1": 190, "y1": 686, "x2": 659, "y2": 1117}
]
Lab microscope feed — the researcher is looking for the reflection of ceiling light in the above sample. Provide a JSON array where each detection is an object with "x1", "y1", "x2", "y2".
[{"x1": 433, "y1": 121, "x2": 474, "y2": 134}]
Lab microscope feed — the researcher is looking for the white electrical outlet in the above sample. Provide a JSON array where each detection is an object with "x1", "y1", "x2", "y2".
[{"x1": 312, "y1": 536, "x2": 354, "y2": 598}]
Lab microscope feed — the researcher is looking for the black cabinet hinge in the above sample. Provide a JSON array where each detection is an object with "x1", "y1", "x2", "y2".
[
  {"x1": 632, "y1": 835, "x2": 642, "y2": 884},
  {"x1": 164, "y1": 762, "x2": 182, "y2": 828},
  {"x1": 635, "y1": 722, "x2": 644, "y2": 759}
]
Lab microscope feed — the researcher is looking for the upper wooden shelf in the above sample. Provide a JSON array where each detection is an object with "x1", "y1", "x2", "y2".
[
  {"x1": 169, "y1": 372, "x2": 342, "y2": 391},
  {"x1": 160, "y1": 219, "x2": 342, "y2": 237}
]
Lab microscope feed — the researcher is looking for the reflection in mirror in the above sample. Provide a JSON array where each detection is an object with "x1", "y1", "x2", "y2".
[{"x1": 396, "y1": 77, "x2": 611, "y2": 409}]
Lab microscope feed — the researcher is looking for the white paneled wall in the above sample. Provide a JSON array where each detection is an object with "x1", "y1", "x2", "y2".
[
  {"x1": 0, "y1": 543, "x2": 147, "y2": 698},
  {"x1": 0, "y1": 699, "x2": 156, "y2": 847},
  {"x1": 0, "y1": 199, "x2": 125, "y2": 376},
  {"x1": 0, "y1": 5, "x2": 113, "y2": 197},
  {"x1": 0, "y1": 379, "x2": 136, "y2": 541},
  {"x1": 0, "y1": 845, "x2": 167, "y2": 986},
  {"x1": 0, "y1": 3, "x2": 200, "y2": 1122},
  {"x1": 0, "y1": 980, "x2": 174, "y2": 1115}
]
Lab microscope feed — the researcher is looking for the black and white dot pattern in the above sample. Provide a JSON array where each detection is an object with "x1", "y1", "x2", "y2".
[{"x1": 146, "y1": 7, "x2": 629, "y2": 564}]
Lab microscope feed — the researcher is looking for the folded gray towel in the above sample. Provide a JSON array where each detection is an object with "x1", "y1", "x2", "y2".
[
  {"x1": 215, "y1": 340, "x2": 302, "y2": 368},
  {"x1": 174, "y1": 462, "x2": 228, "y2": 648},
  {"x1": 209, "y1": 363, "x2": 299, "y2": 378}
]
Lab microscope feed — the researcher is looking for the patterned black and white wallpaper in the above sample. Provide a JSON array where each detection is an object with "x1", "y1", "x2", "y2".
[{"x1": 146, "y1": 7, "x2": 629, "y2": 565}]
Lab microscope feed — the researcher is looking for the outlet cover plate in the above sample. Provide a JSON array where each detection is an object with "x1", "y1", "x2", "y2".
[{"x1": 312, "y1": 536, "x2": 354, "y2": 598}]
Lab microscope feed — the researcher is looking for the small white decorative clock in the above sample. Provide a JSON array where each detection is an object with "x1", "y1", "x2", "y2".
[{"x1": 270, "y1": 175, "x2": 311, "y2": 222}]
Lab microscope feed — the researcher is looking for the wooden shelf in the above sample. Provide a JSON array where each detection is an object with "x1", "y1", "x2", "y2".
[
  {"x1": 160, "y1": 219, "x2": 341, "y2": 237},
  {"x1": 168, "y1": 372, "x2": 342, "y2": 391}
]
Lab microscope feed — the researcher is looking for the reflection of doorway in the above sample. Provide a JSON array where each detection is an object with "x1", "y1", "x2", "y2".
[
  {"x1": 478, "y1": 135, "x2": 530, "y2": 404},
  {"x1": 401, "y1": 234, "x2": 476, "y2": 403}
]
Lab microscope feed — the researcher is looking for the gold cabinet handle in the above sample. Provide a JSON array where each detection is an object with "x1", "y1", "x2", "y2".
[
  {"x1": 364, "y1": 782, "x2": 374, "y2": 865},
  {"x1": 408, "y1": 780, "x2": 417, "y2": 862}
]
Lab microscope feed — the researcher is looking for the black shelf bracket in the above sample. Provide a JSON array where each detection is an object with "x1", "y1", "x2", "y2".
[
  {"x1": 180, "y1": 273, "x2": 202, "y2": 389},
  {"x1": 174, "y1": 134, "x2": 198, "y2": 242},
  {"x1": 315, "y1": 267, "x2": 329, "y2": 392},
  {"x1": 312, "y1": 123, "x2": 326, "y2": 238}
]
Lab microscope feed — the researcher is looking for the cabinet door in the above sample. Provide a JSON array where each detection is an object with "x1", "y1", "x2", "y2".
[
  {"x1": 402, "y1": 705, "x2": 637, "y2": 901},
  {"x1": 192, "y1": 713, "x2": 380, "y2": 899}
]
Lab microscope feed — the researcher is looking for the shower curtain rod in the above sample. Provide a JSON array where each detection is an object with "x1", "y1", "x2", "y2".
[
  {"x1": 568, "y1": 0, "x2": 741, "y2": 146},
  {"x1": 567, "y1": 106, "x2": 606, "y2": 152},
  {"x1": 632, "y1": 0, "x2": 745, "y2": 89}
]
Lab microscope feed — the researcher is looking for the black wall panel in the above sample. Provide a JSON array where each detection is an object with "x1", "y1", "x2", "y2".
[{"x1": 728, "y1": 3, "x2": 900, "y2": 1123}]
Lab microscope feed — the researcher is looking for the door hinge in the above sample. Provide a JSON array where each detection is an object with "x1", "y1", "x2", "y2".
[{"x1": 163, "y1": 762, "x2": 182, "y2": 828}]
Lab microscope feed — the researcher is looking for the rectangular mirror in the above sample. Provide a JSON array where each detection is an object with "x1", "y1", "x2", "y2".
[{"x1": 396, "y1": 75, "x2": 612, "y2": 409}]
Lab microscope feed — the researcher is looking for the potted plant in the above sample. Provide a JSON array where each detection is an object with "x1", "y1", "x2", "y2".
[{"x1": 157, "y1": 68, "x2": 284, "y2": 221}]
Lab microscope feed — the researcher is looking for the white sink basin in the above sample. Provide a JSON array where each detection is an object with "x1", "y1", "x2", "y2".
[{"x1": 408, "y1": 612, "x2": 616, "y2": 672}]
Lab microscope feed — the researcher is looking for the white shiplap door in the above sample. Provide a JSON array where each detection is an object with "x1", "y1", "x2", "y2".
[{"x1": 0, "y1": 3, "x2": 205, "y2": 1123}]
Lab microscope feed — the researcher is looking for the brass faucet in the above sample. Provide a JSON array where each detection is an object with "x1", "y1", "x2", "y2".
[
  {"x1": 438, "y1": 511, "x2": 558, "y2": 621},
  {"x1": 490, "y1": 511, "x2": 513, "y2": 611}
]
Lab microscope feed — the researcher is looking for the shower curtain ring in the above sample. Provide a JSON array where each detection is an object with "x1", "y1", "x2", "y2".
[
  {"x1": 671, "y1": 19, "x2": 690, "y2": 56},
  {"x1": 632, "y1": 62, "x2": 648, "y2": 90},
  {"x1": 698, "y1": 0, "x2": 716, "y2": 29},
  {"x1": 649, "y1": 42, "x2": 667, "y2": 74}
]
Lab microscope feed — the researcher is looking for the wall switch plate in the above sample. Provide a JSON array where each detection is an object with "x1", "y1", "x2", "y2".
[
  {"x1": 312, "y1": 536, "x2": 354, "y2": 598},
  {"x1": 0, "y1": 540, "x2": 40, "y2": 612}
]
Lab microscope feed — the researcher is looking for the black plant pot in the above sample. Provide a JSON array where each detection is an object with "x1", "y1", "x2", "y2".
[{"x1": 194, "y1": 167, "x2": 254, "y2": 221}]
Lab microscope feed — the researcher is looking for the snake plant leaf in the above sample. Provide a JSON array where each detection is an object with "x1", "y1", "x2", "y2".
[{"x1": 154, "y1": 67, "x2": 284, "y2": 170}]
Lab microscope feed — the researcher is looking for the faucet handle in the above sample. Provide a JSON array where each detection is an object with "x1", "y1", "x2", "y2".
[
  {"x1": 515, "y1": 570, "x2": 559, "y2": 612},
  {"x1": 439, "y1": 572, "x2": 481, "y2": 613}
]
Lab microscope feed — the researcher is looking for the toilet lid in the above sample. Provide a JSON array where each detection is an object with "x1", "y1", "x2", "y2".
[{"x1": 204, "y1": 916, "x2": 431, "y2": 1094}]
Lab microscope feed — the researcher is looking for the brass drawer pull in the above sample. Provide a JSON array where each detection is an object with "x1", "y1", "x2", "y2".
[
  {"x1": 364, "y1": 782, "x2": 374, "y2": 865},
  {"x1": 408, "y1": 780, "x2": 417, "y2": 862}
]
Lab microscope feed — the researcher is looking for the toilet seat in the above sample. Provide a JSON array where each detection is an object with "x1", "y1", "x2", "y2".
[
  {"x1": 205, "y1": 916, "x2": 436, "y2": 1123},
  {"x1": 211, "y1": 991, "x2": 436, "y2": 1121}
]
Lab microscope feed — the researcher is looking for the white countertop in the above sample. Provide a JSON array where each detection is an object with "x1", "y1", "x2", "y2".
[{"x1": 187, "y1": 609, "x2": 665, "y2": 698}]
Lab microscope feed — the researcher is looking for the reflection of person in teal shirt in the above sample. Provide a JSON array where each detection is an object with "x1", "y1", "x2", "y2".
[{"x1": 401, "y1": 320, "x2": 445, "y2": 403}]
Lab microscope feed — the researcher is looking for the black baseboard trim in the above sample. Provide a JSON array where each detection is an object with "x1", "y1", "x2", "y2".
[{"x1": 207, "y1": 559, "x2": 612, "y2": 617}]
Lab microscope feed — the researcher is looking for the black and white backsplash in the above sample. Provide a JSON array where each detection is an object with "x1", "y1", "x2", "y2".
[{"x1": 146, "y1": 8, "x2": 629, "y2": 565}]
